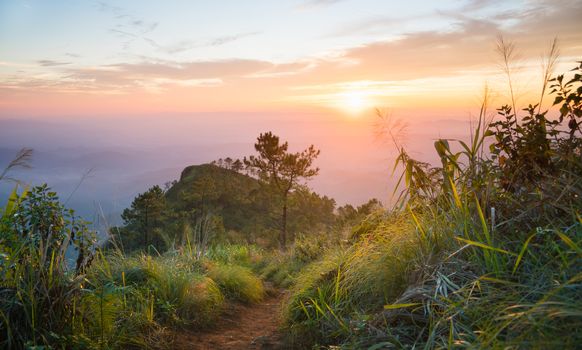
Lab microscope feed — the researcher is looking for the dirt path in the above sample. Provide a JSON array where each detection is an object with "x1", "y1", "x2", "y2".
[{"x1": 171, "y1": 291, "x2": 286, "y2": 350}]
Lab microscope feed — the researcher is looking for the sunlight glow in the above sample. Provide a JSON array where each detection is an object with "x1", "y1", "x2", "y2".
[{"x1": 339, "y1": 91, "x2": 371, "y2": 115}]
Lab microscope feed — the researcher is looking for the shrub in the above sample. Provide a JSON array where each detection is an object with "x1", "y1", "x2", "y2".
[
  {"x1": 99, "y1": 253, "x2": 224, "y2": 328},
  {"x1": 0, "y1": 185, "x2": 97, "y2": 349},
  {"x1": 206, "y1": 263, "x2": 265, "y2": 303}
]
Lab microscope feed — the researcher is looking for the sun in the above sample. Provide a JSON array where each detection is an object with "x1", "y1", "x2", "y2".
[{"x1": 339, "y1": 91, "x2": 371, "y2": 115}]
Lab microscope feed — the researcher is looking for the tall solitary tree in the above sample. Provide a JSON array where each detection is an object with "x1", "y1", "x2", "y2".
[{"x1": 244, "y1": 132, "x2": 320, "y2": 249}]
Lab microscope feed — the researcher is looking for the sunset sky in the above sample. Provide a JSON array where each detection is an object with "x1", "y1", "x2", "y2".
[
  {"x1": 1, "y1": 0, "x2": 582, "y2": 213},
  {"x1": 2, "y1": 0, "x2": 581, "y2": 117}
]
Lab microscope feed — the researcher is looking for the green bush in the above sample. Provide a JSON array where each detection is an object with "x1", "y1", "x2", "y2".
[
  {"x1": 98, "y1": 253, "x2": 224, "y2": 328},
  {"x1": 0, "y1": 185, "x2": 99, "y2": 349},
  {"x1": 207, "y1": 263, "x2": 265, "y2": 303}
]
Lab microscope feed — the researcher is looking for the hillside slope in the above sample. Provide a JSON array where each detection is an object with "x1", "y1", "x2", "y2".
[{"x1": 165, "y1": 163, "x2": 335, "y2": 245}]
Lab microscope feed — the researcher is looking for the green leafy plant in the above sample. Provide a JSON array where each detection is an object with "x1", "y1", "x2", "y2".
[{"x1": 0, "y1": 184, "x2": 96, "y2": 348}]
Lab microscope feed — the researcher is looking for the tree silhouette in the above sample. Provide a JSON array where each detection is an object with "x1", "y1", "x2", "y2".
[
  {"x1": 244, "y1": 132, "x2": 320, "y2": 249},
  {"x1": 121, "y1": 185, "x2": 166, "y2": 252}
]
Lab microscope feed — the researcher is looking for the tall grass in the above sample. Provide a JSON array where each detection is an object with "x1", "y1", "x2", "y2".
[
  {"x1": 206, "y1": 263, "x2": 265, "y2": 303},
  {"x1": 283, "y1": 48, "x2": 582, "y2": 349},
  {"x1": 0, "y1": 184, "x2": 104, "y2": 349},
  {"x1": 0, "y1": 181, "x2": 269, "y2": 349},
  {"x1": 284, "y1": 212, "x2": 418, "y2": 347}
]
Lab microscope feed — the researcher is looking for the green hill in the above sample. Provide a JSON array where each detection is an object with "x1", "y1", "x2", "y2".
[
  {"x1": 166, "y1": 163, "x2": 267, "y2": 238},
  {"x1": 109, "y1": 162, "x2": 338, "y2": 252}
]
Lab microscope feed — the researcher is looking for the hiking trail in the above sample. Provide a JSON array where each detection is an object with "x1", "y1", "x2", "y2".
[{"x1": 172, "y1": 289, "x2": 286, "y2": 349}]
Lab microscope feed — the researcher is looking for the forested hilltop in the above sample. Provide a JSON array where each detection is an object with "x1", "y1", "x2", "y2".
[{"x1": 112, "y1": 160, "x2": 377, "y2": 253}]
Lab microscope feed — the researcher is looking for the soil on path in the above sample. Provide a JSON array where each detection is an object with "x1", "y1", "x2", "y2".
[{"x1": 171, "y1": 291, "x2": 286, "y2": 350}]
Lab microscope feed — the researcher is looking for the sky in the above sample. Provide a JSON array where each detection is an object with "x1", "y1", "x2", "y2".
[{"x1": 1, "y1": 0, "x2": 582, "y2": 218}]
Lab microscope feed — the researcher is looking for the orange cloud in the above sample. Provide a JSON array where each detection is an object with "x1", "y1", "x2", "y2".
[{"x1": 1, "y1": 0, "x2": 581, "y2": 118}]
